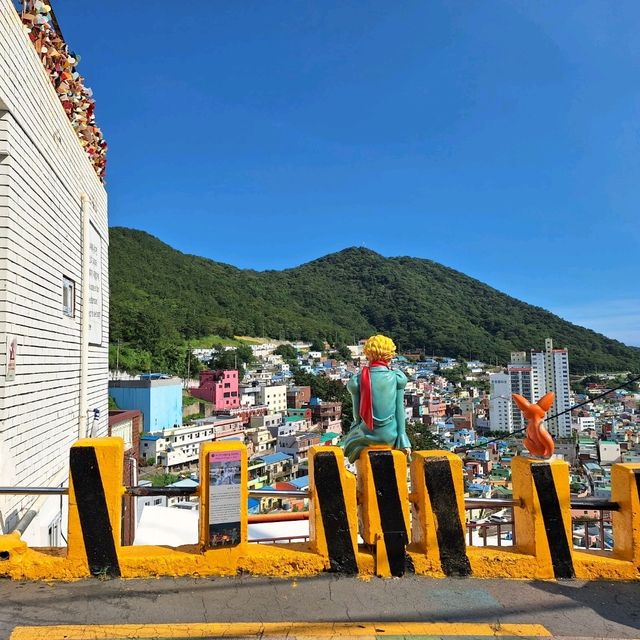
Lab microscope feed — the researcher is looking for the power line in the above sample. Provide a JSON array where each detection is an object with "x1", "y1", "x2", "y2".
[
  {"x1": 545, "y1": 373, "x2": 640, "y2": 422},
  {"x1": 455, "y1": 373, "x2": 640, "y2": 453}
]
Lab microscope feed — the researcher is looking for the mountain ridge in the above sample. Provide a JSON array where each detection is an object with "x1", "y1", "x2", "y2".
[{"x1": 108, "y1": 227, "x2": 640, "y2": 374}]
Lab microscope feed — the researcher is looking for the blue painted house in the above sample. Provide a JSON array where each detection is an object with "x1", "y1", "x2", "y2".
[{"x1": 109, "y1": 376, "x2": 182, "y2": 433}]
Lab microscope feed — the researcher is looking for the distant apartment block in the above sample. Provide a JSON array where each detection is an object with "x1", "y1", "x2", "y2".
[
  {"x1": 109, "y1": 377, "x2": 182, "y2": 432},
  {"x1": 258, "y1": 384, "x2": 287, "y2": 414},
  {"x1": 531, "y1": 339, "x2": 572, "y2": 438},
  {"x1": 217, "y1": 404, "x2": 268, "y2": 426},
  {"x1": 239, "y1": 382, "x2": 261, "y2": 407},
  {"x1": 277, "y1": 432, "x2": 321, "y2": 465},
  {"x1": 310, "y1": 400, "x2": 342, "y2": 431},
  {"x1": 573, "y1": 416, "x2": 596, "y2": 432},
  {"x1": 507, "y1": 352, "x2": 533, "y2": 431},
  {"x1": 258, "y1": 451, "x2": 296, "y2": 485},
  {"x1": 144, "y1": 416, "x2": 244, "y2": 469},
  {"x1": 190, "y1": 369, "x2": 239, "y2": 410},
  {"x1": 489, "y1": 340, "x2": 572, "y2": 438},
  {"x1": 247, "y1": 459, "x2": 268, "y2": 489},
  {"x1": 244, "y1": 425, "x2": 276, "y2": 457},
  {"x1": 598, "y1": 440, "x2": 621, "y2": 465},
  {"x1": 489, "y1": 373, "x2": 512, "y2": 432},
  {"x1": 0, "y1": 3, "x2": 109, "y2": 545},
  {"x1": 250, "y1": 412, "x2": 284, "y2": 431},
  {"x1": 287, "y1": 407, "x2": 312, "y2": 423},
  {"x1": 287, "y1": 385, "x2": 311, "y2": 409}
]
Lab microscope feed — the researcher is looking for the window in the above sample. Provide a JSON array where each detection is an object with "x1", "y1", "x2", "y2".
[
  {"x1": 48, "y1": 514, "x2": 62, "y2": 547},
  {"x1": 154, "y1": 499, "x2": 162, "y2": 505},
  {"x1": 62, "y1": 277, "x2": 75, "y2": 317}
]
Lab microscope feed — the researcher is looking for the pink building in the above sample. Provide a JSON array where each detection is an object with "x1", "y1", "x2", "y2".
[
  {"x1": 427, "y1": 397, "x2": 447, "y2": 418},
  {"x1": 191, "y1": 370, "x2": 239, "y2": 410}
]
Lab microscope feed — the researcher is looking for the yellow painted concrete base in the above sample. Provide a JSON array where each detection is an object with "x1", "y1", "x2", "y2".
[
  {"x1": 0, "y1": 536, "x2": 381, "y2": 581},
  {"x1": 574, "y1": 550, "x2": 640, "y2": 581},
  {"x1": 2, "y1": 535, "x2": 640, "y2": 581},
  {"x1": 119, "y1": 543, "x2": 328, "y2": 579}
]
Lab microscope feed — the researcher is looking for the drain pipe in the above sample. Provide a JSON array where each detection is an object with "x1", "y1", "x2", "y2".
[{"x1": 79, "y1": 193, "x2": 91, "y2": 440}]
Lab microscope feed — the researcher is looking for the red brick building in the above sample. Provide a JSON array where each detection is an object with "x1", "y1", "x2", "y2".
[
  {"x1": 108, "y1": 409, "x2": 142, "y2": 546},
  {"x1": 287, "y1": 385, "x2": 311, "y2": 409},
  {"x1": 217, "y1": 404, "x2": 269, "y2": 426},
  {"x1": 310, "y1": 401, "x2": 342, "y2": 431}
]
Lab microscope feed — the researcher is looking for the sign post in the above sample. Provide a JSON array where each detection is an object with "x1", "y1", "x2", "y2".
[{"x1": 200, "y1": 441, "x2": 247, "y2": 549}]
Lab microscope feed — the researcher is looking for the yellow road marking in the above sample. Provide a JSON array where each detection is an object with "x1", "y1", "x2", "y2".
[{"x1": 9, "y1": 621, "x2": 552, "y2": 639}]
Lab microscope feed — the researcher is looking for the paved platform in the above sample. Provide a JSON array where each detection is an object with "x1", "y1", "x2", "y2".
[{"x1": 0, "y1": 576, "x2": 638, "y2": 640}]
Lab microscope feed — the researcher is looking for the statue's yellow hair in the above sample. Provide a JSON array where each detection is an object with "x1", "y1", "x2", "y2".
[{"x1": 363, "y1": 334, "x2": 396, "y2": 362}]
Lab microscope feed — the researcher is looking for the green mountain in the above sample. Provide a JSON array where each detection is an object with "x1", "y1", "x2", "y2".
[{"x1": 109, "y1": 227, "x2": 640, "y2": 374}]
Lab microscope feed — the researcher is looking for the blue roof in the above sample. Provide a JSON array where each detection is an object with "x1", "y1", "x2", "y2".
[
  {"x1": 288, "y1": 475, "x2": 309, "y2": 489},
  {"x1": 259, "y1": 452, "x2": 292, "y2": 465},
  {"x1": 141, "y1": 435, "x2": 161, "y2": 441},
  {"x1": 168, "y1": 478, "x2": 198, "y2": 488},
  {"x1": 469, "y1": 483, "x2": 490, "y2": 491}
]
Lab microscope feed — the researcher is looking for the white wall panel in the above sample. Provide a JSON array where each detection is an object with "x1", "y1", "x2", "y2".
[{"x1": 0, "y1": 0, "x2": 109, "y2": 539}]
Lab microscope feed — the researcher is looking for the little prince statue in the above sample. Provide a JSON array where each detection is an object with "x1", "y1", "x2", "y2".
[{"x1": 342, "y1": 334, "x2": 411, "y2": 463}]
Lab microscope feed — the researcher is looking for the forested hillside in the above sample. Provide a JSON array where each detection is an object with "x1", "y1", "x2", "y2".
[{"x1": 109, "y1": 227, "x2": 640, "y2": 374}]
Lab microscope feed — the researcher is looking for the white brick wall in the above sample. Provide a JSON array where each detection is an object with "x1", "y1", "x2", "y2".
[{"x1": 0, "y1": 0, "x2": 108, "y2": 539}]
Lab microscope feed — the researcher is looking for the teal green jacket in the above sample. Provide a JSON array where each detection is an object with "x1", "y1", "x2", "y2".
[{"x1": 342, "y1": 366, "x2": 410, "y2": 463}]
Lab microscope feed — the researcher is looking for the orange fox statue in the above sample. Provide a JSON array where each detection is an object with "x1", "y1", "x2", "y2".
[{"x1": 512, "y1": 392, "x2": 555, "y2": 458}]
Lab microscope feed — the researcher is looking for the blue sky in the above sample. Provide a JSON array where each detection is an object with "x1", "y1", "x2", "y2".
[{"x1": 55, "y1": 1, "x2": 640, "y2": 346}]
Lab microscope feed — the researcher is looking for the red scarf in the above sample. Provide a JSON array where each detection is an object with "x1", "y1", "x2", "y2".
[{"x1": 360, "y1": 360, "x2": 389, "y2": 430}]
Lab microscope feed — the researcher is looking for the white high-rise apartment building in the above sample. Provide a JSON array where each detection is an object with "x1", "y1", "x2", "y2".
[
  {"x1": 530, "y1": 338, "x2": 572, "y2": 438},
  {"x1": 489, "y1": 373, "x2": 513, "y2": 432},
  {"x1": 507, "y1": 352, "x2": 533, "y2": 431},
  {"x1": 490, "y1": 343, "x2": 571, "y2": 438},
  {"x1": 0, "y1": 4, "x2": 109, "y2": 544}
]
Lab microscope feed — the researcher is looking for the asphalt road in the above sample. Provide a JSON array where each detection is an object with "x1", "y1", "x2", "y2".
[{"x1": 0, "y1": 576, "x2": 639, "y2": 639}]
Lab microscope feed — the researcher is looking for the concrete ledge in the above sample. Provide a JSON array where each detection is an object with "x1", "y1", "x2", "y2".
[{"x1": 2, "y1": 539, "x2": 638, "y2": 582}]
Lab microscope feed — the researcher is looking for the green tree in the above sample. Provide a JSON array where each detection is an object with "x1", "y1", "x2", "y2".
[
  {"x1": 275, "y1": 344, "x2": 298, "y2": 363},
  {"x1": 151, "y1": 473, "x2": 180, "y2": 487},
  {"x1": 441, "y1": 363, "x2": 469, "y2": 386},
  {"x1": 293, "y1": 368, "x2": 352, "y2": 432},
  {"x1": 208, "y1": 346, "x2": 254, "y2": 380},
  {"x1": 310, "y1": 339, "x2": 325, "y2": 353},
  {"x1": 406, "y1": 421, "x2": 447, "y2": 451},
  {"x1": 334, "y1": 344, "x2": 353, "y2": 361},
  {"x1": 235, "y1": 344, "x2": 255, "y2": 365}
]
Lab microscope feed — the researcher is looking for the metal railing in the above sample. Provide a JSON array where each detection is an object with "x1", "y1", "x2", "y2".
[
  {"x1": 0, "y1": 486, "x2": 619, "y2": 509},
  {"x1": 253, "y1": 534, "x2": 309, "y2": 544},
  {"x1": 0, "y1": 486, "x2": 310, "y2": 498},
  {"x1": 0, "y1": 486, "x2": 619, "y2": 550},
  {"x1": 0, "y1": 487, "x2": 69, "y2": 496},
  {"x1": 466, "y1": 516, "x2": 514, "y2": 547}
]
